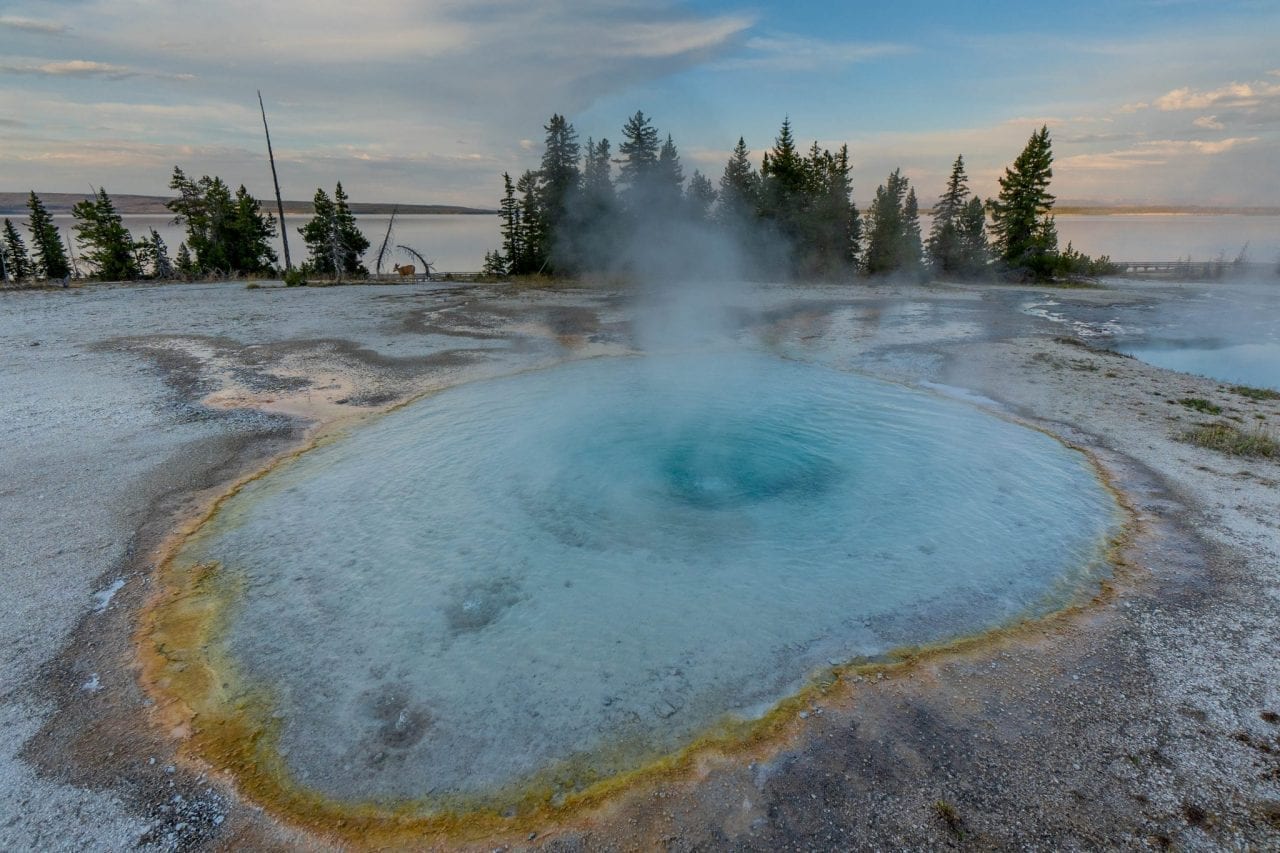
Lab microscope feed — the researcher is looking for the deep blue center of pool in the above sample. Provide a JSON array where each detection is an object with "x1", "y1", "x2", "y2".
[{"x1": 182, "y1": 352, "x2": 1119, "y2": 804}]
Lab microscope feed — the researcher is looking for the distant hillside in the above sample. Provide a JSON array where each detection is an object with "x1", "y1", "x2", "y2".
[
  {"x1": 920, "y1": 203, "x2": 1280, "y2": 217},
  {"x1": 5, "y1": 192, "x2": 1273, "y2": 219},
  {"x1": 1053, "y1": 204, "x2": 1280, "y2": 216},
  {"x1": 0, "y1": 192, "x2": 496, "y2": 216}
]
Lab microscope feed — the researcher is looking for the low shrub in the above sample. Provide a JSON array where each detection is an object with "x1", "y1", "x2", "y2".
[
  {"x1": 1233, "y1": 384, "x2": 1280, "y2": 402},
  {"x1": 1178, "y1": 397, "x2": 1222, "y2": 415},
  {"x1": 1179, "y1": 421, "x2": 1279, "y2": 458}
]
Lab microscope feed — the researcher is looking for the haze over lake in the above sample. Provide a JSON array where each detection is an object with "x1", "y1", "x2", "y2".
[{"x1": 50, "y1": 213, "x2": 1280, "y2": 274}]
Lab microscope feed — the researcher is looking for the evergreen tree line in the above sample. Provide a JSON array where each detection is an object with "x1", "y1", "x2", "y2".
[
  {"x1": 2, "y1": 193, "x2": 73, "y2": 284},
  {"x1": 488, "y1": 115, "x2": 1109, "y2": 282},
  {"x1": 3, "y1": 173, "x2": 373, "y2": 286}
]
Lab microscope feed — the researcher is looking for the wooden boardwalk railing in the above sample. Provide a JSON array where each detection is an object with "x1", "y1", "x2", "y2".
[{"x1": 1111, "y1": 260, "x2": 1273, "y2": 277}]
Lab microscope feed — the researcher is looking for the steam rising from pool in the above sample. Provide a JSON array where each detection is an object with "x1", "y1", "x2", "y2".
[{"x1": 182, "y1": 352, "x2": 1117, "y2": 805}]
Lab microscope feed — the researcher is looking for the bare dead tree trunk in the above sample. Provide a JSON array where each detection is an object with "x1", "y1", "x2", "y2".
[
  {"x1": 375, "y1": 206, "x2": 398, "y2": 276},
  {"x1": 330, "y1": 220, "x2": 343, "y2": 283},
  {"x1": 64, "y1": 233, "x2": 80, "y2": 281},
  {"x1": 258, "y1": 90, "x2": 292, "y2": 272}
]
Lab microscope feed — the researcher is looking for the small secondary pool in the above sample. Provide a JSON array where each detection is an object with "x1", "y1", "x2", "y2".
[{"x1": 1120, "y1": 341, "x2": 1280, "y2": 390}]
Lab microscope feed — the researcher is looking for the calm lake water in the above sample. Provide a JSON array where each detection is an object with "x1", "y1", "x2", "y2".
[
  {"x1": 46, "y1": 213, "x2": 1280, "y2": 274},
  {"x1": 52, "y1": 213, "x2": 501, "y2": 274},
  {"x1": 1053, "y1": 214, "x2": 1280, "y2": 264}
]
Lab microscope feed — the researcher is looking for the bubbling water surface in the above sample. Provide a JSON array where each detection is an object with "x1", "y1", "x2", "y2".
[{"x1": 182, "y1": 352, "x2": 1119, "y2": 805}]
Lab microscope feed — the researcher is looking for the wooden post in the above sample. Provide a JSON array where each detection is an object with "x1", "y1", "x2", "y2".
[{"x1": 258, "y1": 90, "x2": 292, "y2": 272}]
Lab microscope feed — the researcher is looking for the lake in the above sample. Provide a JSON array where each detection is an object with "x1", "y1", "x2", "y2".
[
  {"x1": 45, "y1": 213, "x2": 1280, "y2": 275},
  {"x1": 52, "y1": 213, "x2": 501, "y2": 275}
]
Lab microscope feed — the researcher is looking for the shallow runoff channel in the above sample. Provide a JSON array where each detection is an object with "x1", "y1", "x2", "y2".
[{"x1": 148, "y1": 349, "x2": 1122, "y2": 823}]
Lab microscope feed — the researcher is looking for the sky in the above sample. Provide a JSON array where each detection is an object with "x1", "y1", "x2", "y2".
[{"x1": 2, "y1": 0, "x2": 1278, "y2": 207}]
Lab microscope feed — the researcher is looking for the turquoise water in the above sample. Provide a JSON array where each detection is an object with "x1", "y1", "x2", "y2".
[
  {"x1": 1116, "y1": 280, "x2": 1280, "y2": 389},
  {"x1": 1025, "y1": 280, "x2": 1280, "y2": 390},
  {"x1": 185, "y1": 352, "x2": 1119, "y2": 804},
  {"x1": 1122, "y1": 342, "x2": 1280, "y2": 390}
]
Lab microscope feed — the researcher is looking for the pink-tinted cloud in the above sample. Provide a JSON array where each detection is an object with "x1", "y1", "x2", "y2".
[{"x1": 1153, "y1": 80, "x2": 1280, "y2": 111}]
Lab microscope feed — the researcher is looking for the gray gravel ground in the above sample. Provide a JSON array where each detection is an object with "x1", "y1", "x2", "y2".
[{"x1": 2, "y1": 278, "x2": 1277, "y2": 850}]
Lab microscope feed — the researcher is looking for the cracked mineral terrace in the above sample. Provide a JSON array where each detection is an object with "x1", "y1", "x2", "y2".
[{"x1": 2, "y1": 279, "x2": 1278, "y2": 850}]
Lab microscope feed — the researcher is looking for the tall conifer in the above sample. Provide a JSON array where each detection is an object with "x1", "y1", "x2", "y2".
[
  {"x1": 718, "y1": 137, "x2": 758, "y2": 226},
  {"x1": 686, "y1": 171, "x2": 717, "y2": 222},
  {"x1": 2, "y1": 218, "x2": 31, "y2": 281},
  {"x1": 618, "y1": 111, "x2": 660, "y2": 209},
  {"x1": 655, "y1": 134, "x2": 686, "y2": 212},
  {"x1": 72, "y1": 187, "x2": 139, "y2": 280},
  {"x1": 26, "y1": 191, "x2": 70, "y2": 279},
  {"x1": 927, "y1": 155, "x2": 971, "y2": 276},
  {"x1": 990, "y1": 126, "x2": 1057, "y2": 276},
  {"x1": 864, "y1": 170, "x2": 922, "y2": 276},
  {"x1": 498, "y1": 172, "x2": 523, "y2": 272}
]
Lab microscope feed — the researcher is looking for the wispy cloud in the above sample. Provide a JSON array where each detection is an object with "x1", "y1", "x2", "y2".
[
  {"x1": 714, "y1": 34, "x2": 910, "y2": 72},
  {"x1": 1153, "y1": 80, "x2": 1280, "y2": 110},
  {"x1": 1192, "y1": 115, "x2": 1225, "y2": 130},
  {"x1": 0, "y1": 15, "x2": 67, "y2": 35},
  {"x1": 1144, "y1": 137, "x2": 1259, "y2": 154},
  {"x1": 1060, "y1": 136, "x2": 1260, "y2": 171},
  {"x1": 595, "y1": 17, "x2": 753, "y2": 60},
  {"x1": 0, "y1": 59, "x2": 194, "y2": 81}
]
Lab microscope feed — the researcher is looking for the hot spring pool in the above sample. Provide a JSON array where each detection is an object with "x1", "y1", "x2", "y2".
[
  {"x1": 173, "y1": 352, "x2": 1119, "y2": 808},
  {"x1": 1120, "y1": 341, "x2": 1280, "y2": 391}
]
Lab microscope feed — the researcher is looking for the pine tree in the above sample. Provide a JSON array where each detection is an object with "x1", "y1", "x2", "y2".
[
  {"x1": 167, "y1": 168, "x2": 235, "y2": 273},
  {"x1": 72, "y1": 187, "x2": 139, "y2": 281},
  {"x1": 759, "y1": 118, "x2": 806, "y2": 232},
  {"x1": 686, "y1": 171, "x2": 717, "y2": 222},
  {"x1": 926, "y1": 155, "x2": 972, "y2": 276},
  {"x1": 990, "y1": 126, "x2": 1057, "y2": 277},
  {"x1": 166, "y1": 168, "x2": 278, "y2": 276},
  {"x1": 498, "y1": 172, "x2": 524, "y2": 272},
  {"x1": 300, "y1": 187, "x2": 339, "y2": 275},
  {"x1": 958, "y1": 196, "x2": 990, "y2": 277},
  {"x1": 618, "y1": 110, "x2": 660, "y2": 208},
  {"x1": 481, "y1": 249, "x2": 507, "y2": 277},
  {"x1": 801, "y1": 143, "x2": 858, "y2": 277},
  {"x1": 864, "y1": 169, "x2": 922, "y2": 276},
  {"x1": 718, "y1": 137, "x2": 758, "y2": 226},
  {"x1": 2, "y1": 218, "x2": 31, "y2": 282},
  {"x1": 579, "y1": 137, "x2": 616, "y2": 228},
  {"x1": 655, "y1": 134, "x2": 685, "y2": 212},
  {"x1": 902, "y1": 188, "x2": 924, "y2": 279},
  {"x1": 140, "y1": 228, "x2": 175, "y2": 279},
  {"x1": 26, "y1": 191, "x2": 71, "y2": 280},
  {"x1": 175, "y1": 243, "x2": 196, "y2": 279},
  {"x1": 846, "y1": 201, "x2": 863, "y2": 271},
  {"x1": 538, "y1": 114, "x2": 580, "y2": 241},
  {"x1": 228, "y1": 185, "x2": 278, "y2": 275},
  {"x1": 582, "y1": 137, "x2": 615, "y2": 211},
  {"x1": 330, "y1": 183, "x2": 368, "y2": 274},
  {"x1": 515, "y1": 170, "x2": 546, "y2": 274}
]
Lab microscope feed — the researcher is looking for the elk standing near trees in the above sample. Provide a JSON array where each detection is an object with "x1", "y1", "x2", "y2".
[{"x1": 393, "y1": 263, "x2": 416, "y2": 277}]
